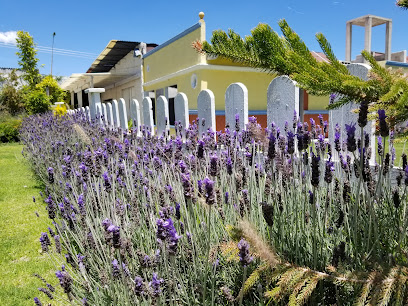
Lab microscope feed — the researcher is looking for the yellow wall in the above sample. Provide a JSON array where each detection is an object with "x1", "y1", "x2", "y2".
[
  {"x1": 143, "y1": 23, "x2": 205, "y2": 83},
  {"x1": 144, "y1": 67, "x2": 276, "y2": 111},
  {"x1": 202, "y1": 69, "x2": 276, "y2": 110},
  {"x1": 144, "y1": 70, "x2": 206, "y2": 110},
  {"x1": 308, "y1": 94, "x2": 329, "y2": 110}
]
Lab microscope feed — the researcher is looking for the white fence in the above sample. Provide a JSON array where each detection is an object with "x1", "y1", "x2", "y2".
[{"x1": 68, "y1": 63, "x2": 376, "y2": 163}]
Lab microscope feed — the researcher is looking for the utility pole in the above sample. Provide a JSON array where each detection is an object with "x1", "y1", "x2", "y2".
[{"x1": 51, "y1": 32, "x2": 56, "y2": 76}]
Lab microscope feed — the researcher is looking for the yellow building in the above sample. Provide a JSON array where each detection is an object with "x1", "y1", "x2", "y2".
[{"x1": 143, "y1": 12, "x2": 276, "y2": 129}]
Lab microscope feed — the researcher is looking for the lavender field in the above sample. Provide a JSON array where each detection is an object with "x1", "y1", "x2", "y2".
[{"x1": 22, "y1": 110, "x2": 408, "y2": 305}]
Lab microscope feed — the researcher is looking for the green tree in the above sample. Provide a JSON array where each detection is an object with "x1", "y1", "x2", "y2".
[
  {"x1": 397, "y1": 0, "x2": 408, "y2": 9},
  {"x1": 15, "y1": 31, "x2": 41, "y2": 87},
  {"x1": 197, "y1": 20, "x2": 408, "y2": 132},
  {"x1": 24, "y1": 90, "x2": 50, "y2": 114},
  {"x1": 36, "y1": 75, "x2": 66, "y2": 103},
  {"x1": 0, "y1": 70, "x2": 24, "y2": 115}
]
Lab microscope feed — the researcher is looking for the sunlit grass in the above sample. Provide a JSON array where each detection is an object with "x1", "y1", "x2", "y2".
[{"x1": 0, "y1": 143, "x2": 61, "y2": 305}]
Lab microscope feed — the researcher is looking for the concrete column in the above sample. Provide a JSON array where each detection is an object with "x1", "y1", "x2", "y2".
[
  {"x1": 345, "y1": 22, "x2": 352, "y2": 62},
  {"x1": 77, "y1": 90, "x2": 83, "y2": 108},
  {"x1": 364, "y1": 16, "x2": 372, "y2": 54},
  {"x1": 85, "y1": 88, "x2": 105, "y2": 120},
  {"x1": 385, "y1": 21, "x2": 392, "y2": 61},
  {"x1": 70, "y1": 91, "x2": 75, "y2": 108}
]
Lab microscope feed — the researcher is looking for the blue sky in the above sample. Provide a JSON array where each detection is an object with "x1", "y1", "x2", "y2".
[{"x1": 0, "y1": 0, "x2": 407, "y2": 77}]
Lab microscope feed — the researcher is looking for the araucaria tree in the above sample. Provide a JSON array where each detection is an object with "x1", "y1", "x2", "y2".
[
  {"x1": 16, "y1": 30, "x2": 41, "y2": 87},
  {"x1": 397, "y1": 0, "x2": 408, "y2": 9},
  {"x1": 195, "y1": 20, "x2": 408, "y2": 134}
]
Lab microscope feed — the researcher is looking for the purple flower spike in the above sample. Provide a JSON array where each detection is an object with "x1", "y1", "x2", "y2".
[
  {"x1": 378, "y1": 109, "x2": 389, "y2": 137},
  {"x1": 34, "y1": 297, "x2": 42, "y2": 306},
  {"x1": 39, "y1": 232, "x2": 51, "y2": 252},
  {"x1": 47, "y1": 167, "x2": 54, "y2": 184},
  {"x1": 237, "y1": 238, "x2": 253, "y2": 267},
  {"x1": 55, "y1": 267, "x2": 72, "y2": 294},
  {"x1": 287, "y1": 131, "x2": 295, "y2": 154},
  {"x1": 134, "y1": 276, "x2": 145, "y2": 296},
  {"x1": 149, "y1": 273, "x2": 164, "y2": 297},
  {"x1": 112, "y1": 259, "x2": 120, "y2": 278},
  {"x1": 329, "y1": 93, "x2": 336, "y2": 104},
  {"x1": 226, "y1": 157, "x2": 233, "y2": 175},
  {"x1": 345, "y1": 123, "x2": 357, "y2": 152},
  {"x1": 203, "y1": 177, "x2": 215, "y2": 205}
]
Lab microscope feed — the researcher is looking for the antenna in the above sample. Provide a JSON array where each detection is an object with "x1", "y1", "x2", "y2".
[{"x1": 51, "y1": 32, "x2": 56, "y2": 75}]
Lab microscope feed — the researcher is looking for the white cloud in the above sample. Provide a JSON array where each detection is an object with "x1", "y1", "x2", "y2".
[{"x1": 0, "y1": 31, "x2": 17, "y2": 44}]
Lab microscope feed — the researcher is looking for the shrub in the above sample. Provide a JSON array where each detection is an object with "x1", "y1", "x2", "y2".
[
  {"x1": 0, "y1": 70, "x2": 25, "y2": 115},
  {"x1": 53, "y1": 103, "x2": 67, "y2": 117},
  {"x1": 0, "y1": 113, "x2": 22, "y2": 142},
  {"x1": 24, "y1": 90, "x2": 50, "y2": 114},
  {"x1": 36, "y1": 76, "x2": 67, "y2": 103},
  {"x1": 20, "y1": 111, "x2": 408, "y2": 305}
]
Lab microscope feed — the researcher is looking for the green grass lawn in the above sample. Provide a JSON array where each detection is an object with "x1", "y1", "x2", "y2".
[
  {"x1": 376, "y1": 137, "x2": 408, "y2": 168},
  {"x1": 0, "y1": 143, "x2": 61, "y2": 305}
]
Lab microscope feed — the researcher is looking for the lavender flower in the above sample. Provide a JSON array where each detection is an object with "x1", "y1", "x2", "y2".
[
  {"x1": 55, "y1": 266, "x2": 72, "y2": 294},
  {"x1": 38, "y1": 287, "x2": 53, "y2": 300},
  {"x1": 149, "y1": 273, "x2": 164, "y2": 297},
  {"x1": 324, "y1": 159, "x2": 335, "y2": 184},
  {"x1": 329, "y1": 93, "x2": 336, "y2": 104},
  {"x1": 293, "y1": 110, "x2": 298, "y2": 129},
  {"x1": 54, "y1": 235, "x2": 61, "y2": 253},
  {"x1": 268, "y1": 132, "x2": 277, "y2": 159},
  {"x1": 34, "y1": 297, "x2": 42, "y2": 306},
  {"x1": 345, "y1": 123, "x2": 357, "y2": 152},
  {"x1": 378, "y1": 109, "x2": 389, "y2": 137},
  {"x1": 107, "y1": 224, "x2": 121, "y2": 249},
  {"x1": 78, "y1": 194, "x2": 86, "y2": 217},
  {"x1": 134, "y1": 276, "x2": 145, "y2": 296},
  {"x1": 112, "y1": 259, "x2": 120, "y2": 278},
  {"x1": 39, "y1": 232, "x2": 51, "y2": 252},
  {"x1": 226, "y1": 157, "x2": 233, "y2": 175},
  {"x1": 287, "y1": 131, "x2": 295, "y2": 154},
  {"x1": 237, "y1": 238, "x2": 253, "y2": 267},
  {"x1": 311, "y1": 152, "x2": 320, "y2": 187},
  {"x1": 102, "y1": 171, "x2": 112, "y2": 192},
  {"x1": 47, "y1": 167, "x2": 54, "y2": 184},
  {"x1": 209, "y1": 153, "x2": 219, "y2": 177},
  {"x1": 156, "y1": 217, "x2": 182, "y2": 255},
  {"x1": 203, "y1": 177, "x2": 215, "y2": 205},
  {"x1": 358, "y1": 100, "x2": 369, "y2": 127},
  {"x1": 175, "y1": 203, "x2": 181, "y2": 220},
  {"x1": 197, "y1": 140, "x2": 205, "y2": 159},
  {"x1": 377, "y1": 136, "x2": 383, "y2": 156}
]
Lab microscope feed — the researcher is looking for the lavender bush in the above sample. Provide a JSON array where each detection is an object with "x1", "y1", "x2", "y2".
[{"x1": 20, "y1": 109, "x2": 408, "y2": 305}]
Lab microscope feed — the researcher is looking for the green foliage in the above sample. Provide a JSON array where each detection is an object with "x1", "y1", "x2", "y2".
[
  {"x1": 36, "y1": 75, "x2": 66, "y2": 103},
  {"x1": 0, "y1": 70, "x2": 24, "y2": 115},
  {"x1": 229, "y1": 222, "x2": 408, "y2": 306},
  {"x1": 53, "y1": 103, "x2": 67, "y2": 117},
  {"x1": 0, "y1": 113, "x2": 22, "y2": 142},
  {"x1": 198, "y1": 20, "x2": 408, "y2": 131},
  {"x1": 397, "y1": 0, "x2": 408, "y2": 9},
  {"x1": 24, "y1": 90, "x2": 50, "y2": 114},
  {"x1": 16, "y1": 31, "x2": 41, "y2": 87}
]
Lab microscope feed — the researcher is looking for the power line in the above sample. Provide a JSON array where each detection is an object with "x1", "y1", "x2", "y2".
[{"x1": 0, "y1": 42, "x2": 98, "y2": 59}]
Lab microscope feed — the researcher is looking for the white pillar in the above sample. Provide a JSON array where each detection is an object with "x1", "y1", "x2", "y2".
[
  {"x1": 70, "y1": 91, "x2": 75, "y2": 108},
  {"x1": 77, "y1": 90, "x2": 83, "y2": 108},
  {"x1": 85, "y1": 88, "x2": 105, "y2": 120},
  {"x1": 385, "y1": 21, "x2": 392, "y2": 61},
  {"x1": 364, "y1": 16, "x2": 372, "y2": 55},
  {"x1": 345, "y1": 22, "x2": 352, "y2": 62}
]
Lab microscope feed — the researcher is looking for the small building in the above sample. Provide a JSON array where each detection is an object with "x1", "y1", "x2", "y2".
[{"x1": 61, "y1": 41, "x2": 157, "y2": 116}]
